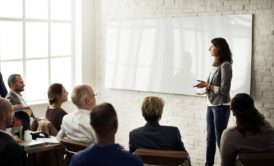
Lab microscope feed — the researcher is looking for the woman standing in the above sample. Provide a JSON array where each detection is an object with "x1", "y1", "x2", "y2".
[
  {"x1": 194, "y1": 38, "x2": 233, "y2": 166},
  {"x1": 46, "y1": 83, "x2": 68, "y2": 131}
]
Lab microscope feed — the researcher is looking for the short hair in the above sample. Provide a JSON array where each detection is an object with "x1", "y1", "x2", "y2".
[
  {"x1": 90, "y1": 103, "x2": 117, "y2": 136},
  {"x1": 71, "y1": 85, "x2": 93, "y2": 108},
  {"x1": 8, "y1": 74, "x2": 21, "y2": 88},
  {"x1": 211, "y1": 38, "x2": 233, "y2": 64},
  {"x1": 48, "y1": 83, "x2": 63, "y2": 105},
  {"x1": 141, "y1": 96, "x2": 164, "y2": 122},
  {"x1": 231, "y1": 93, "x2": 265, "y2": 135},
  {"x1": 0, "y1": 98, "x2": 12, "y2": 118}
]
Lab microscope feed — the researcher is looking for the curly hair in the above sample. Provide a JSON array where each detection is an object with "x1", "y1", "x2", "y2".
[{"x1": 231, "y1": 93, "x2": 265, "y2": 135}]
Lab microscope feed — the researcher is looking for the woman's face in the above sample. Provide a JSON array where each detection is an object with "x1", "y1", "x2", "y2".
[
  {"x1": 209, "y1": 43, "x2": 218, "y2": 57},
  {"x1": 60, "y1": 86, "x2": 68, "y2": 102}
]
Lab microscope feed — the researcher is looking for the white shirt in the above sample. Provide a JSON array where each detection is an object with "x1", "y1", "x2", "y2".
[{"x1": 57, "y1": 108, "x2": 96, "y2": 143}]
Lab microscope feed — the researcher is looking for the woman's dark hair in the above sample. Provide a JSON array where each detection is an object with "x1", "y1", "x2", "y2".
[
  {"x1": 211, "y1": 38, "x2": 233, "y2": 64},
  {"x1": 231, "y1": 93, "x2": 265, "y2": 135},
  {"x1": 48, "y1": 83, "x2": 63, "y2": 105}
]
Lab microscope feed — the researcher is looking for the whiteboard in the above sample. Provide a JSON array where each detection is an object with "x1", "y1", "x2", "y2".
[{"x1": 104, "y1": 15, "x2": 252, "y2": 96}]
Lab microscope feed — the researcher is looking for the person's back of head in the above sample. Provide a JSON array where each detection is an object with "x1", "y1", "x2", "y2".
[
  {"x1": 142, "y1": 96, "x2": 164, "y2": 123},
  {"x1": 71, "y1": 84, "x2": 96, "y2": 110},
  {"x1": 0, "y1": 98, "x2": 13, "y2": 130},
  {"x1": 90, "y1": 103, "x2": 118, "y2": 138},
  {"x1": 231, "y1": 93, "x2": 265, "y2": 135}
]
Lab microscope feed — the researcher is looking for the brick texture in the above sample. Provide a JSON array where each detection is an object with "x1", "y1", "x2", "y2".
[{"x1": 95, "y1": 0, "x2": 274, "y2": 165}]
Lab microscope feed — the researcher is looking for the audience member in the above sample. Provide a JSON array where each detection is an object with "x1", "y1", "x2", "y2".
[
  {"x1": 129, "y1": 96, "x2": 186, "y2": 153},
  {"x1": 220, "y1": 93, "x2": 274, "y2": 166},
  {"x1": 0, "y1": 72, "x2": 7, "y2": 97},
  {"x1": 46, "y1": 83, "x2": 68, "y2": 130},
  {"x1": 0, "y1": 98, "x2": 27, "y2": 166},
  {"x1": 5, "y1": 74, "x2": 35, "y2": 118},
  {"x1": 57, "y1": 84, "x2": 96, "y2": 143},
  {"x1": 69, "y1": 103, "x2": 143, "y2": 166}
]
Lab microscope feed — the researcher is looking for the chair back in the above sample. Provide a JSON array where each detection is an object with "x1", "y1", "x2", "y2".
[
  {"x1": 236, "y1": 152, "x2": 274, "y2": 166},
  {"x1": 6, "y1": 126, "x2": 23, "y2": 139},
  {"x1": 60, "y1": 137, "x2": 90, "y2": 165},
  {"x1": 36, "y1": 118, "x2": 58, "y2": 136},
  {"x1": 134, "y1": 148, "x2": 190, "y2": 166}
]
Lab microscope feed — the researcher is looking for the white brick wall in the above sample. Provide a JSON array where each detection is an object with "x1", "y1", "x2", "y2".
[{"x1": 95, "y1": 0, "x2": 274, "y2": 165}]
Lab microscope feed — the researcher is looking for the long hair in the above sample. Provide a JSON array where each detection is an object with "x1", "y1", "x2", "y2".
[
  {"x1": 211, "y1": 38, "x2": 233, "y2": 64},
  {"x1": 231, "y1": 93, "x2": 265, "y2": 135}
]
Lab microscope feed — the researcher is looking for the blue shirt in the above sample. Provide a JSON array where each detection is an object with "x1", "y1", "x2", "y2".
[{"x1": 69, "y1": 144, "x2": 143, "y2": 166}]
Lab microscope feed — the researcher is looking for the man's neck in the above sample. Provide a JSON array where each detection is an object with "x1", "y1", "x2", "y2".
[
  {"x1": 96, "y1": 135, "x2": 115, "y2": 146},
  {"x1": 11, "y1": 89, "x2": 21, "y2": 95}
]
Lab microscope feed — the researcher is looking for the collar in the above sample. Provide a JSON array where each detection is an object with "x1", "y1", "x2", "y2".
[
  {"x1": 0, "y1": 129, "x2": 13, "y2": 137},
  {"x1": 145, "y1": 122, "x2": 160, "y2": 127},
  {"x1": 76, "y1": 108, "x2": 91, "y2": 114},
  {"x1": 11, "y1": 89, "x2": 21, "y2": 96}
]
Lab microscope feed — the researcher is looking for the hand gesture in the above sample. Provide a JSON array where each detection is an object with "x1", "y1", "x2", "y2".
[{"x1": 193, "y1": 80, "x2": 207, "y2": 88}]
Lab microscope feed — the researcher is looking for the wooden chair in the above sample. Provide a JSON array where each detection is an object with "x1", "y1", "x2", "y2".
[
  {"x1": 236, "y1": 152, "x2": 274, "y2": 166},
  {"x1": 6, "y1": 126, "x2": 23, "y2": 139},
  {"x1": 133, "y1": 148, "x2": 191, "y2": 166},
  {"x1": 60, "y1": 137, "x2": 90, "y2": 165}
]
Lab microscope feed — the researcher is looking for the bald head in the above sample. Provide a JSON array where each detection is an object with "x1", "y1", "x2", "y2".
[
  {"x1": 0, "y1": 98, "x2": 13, "y2": 129},
  {"x1": 90, "y1": 103, "x2": 118, "y2": 137}
]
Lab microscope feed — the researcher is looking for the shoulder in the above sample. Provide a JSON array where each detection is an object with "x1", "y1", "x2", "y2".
[
  {"x1": 160, "y1": 125, "x2": 180, "y2": 132},
  {"x1": 117, "y1": 146, "x2": 143, "y2": 165},
  {"x1": 221, "y1": 61, "x2": 232, "y2": 68},
  {"x1": 130, "y1": 126, "x2": 145, "y2": 135},
  {"x1": 222, "y1": 126, "x2": 239, "y2": 140},
  {"x1": 70, "y1": 146, "x2": 94, "y2": 165}
]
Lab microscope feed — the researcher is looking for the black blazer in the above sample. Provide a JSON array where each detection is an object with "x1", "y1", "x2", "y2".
[
  {"x1": 0, "y1": 132, "x2": 27, "y2": 166},
  {"x1": 0, "y1": 72, "x2": 7, "y2": 97},
  {"x1": 129, "y1": 122, "x2": 186, "y2": 153}
]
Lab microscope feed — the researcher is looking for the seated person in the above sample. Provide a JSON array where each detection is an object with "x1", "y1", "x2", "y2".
[
  {"x1": 220, "y1": 93, "x2": 274, "y2": 166},
  {"x1": 70, "y1": 103, "x2": 143, "y2": 166},
  {"x1": 46, "y1": 83, "x2": 68, "y2": 130},
  {"x1": 57, "y1": 85, "x2": 96, "y2": 143},
  {"x1": 13, "y1": 111, "x2": 30, "y2": 132},
  {"x1": 129, "y1": 96, "x2": 186, "y2": 153},
  {"x1": 5, "y1": 74, "x2": 35, "y2": 118},
  {"x1": 0, "y1": 98, "x2": 27, "y2": 166}
]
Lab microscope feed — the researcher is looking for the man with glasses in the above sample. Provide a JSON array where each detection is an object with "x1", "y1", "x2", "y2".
[{"x1": 57, "y1": 84, "x2": 97, "y2": 143}]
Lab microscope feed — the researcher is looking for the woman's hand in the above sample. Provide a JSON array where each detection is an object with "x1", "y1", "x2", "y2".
[{"x1": 193, "y1": 80, "x2": 208, "y2": 88}]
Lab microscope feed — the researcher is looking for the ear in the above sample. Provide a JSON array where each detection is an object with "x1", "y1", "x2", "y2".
[
  {"x1": 85, "y1": 97, "x2": 90, "y2": 105},
  {"x1": 113, "y1": 120, "x2": 118, "y2": 131},
  {"x1": 2, "y1": 113, "x2": 6, "y2": 120}
]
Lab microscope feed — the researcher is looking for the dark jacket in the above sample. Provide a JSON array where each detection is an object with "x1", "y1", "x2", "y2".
[
  {"x1": 0, "y1": 72, "x2": 7, "y2": 97},
  {"x1": 5, "y1": 90, "x2": 21, "y2": 105},
  {"x1": 0, "y1": 131, "x2": 27, "y2": 166},
  {"x1": 129, "y1": 122, "x2": 186, "y2": 153}
]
